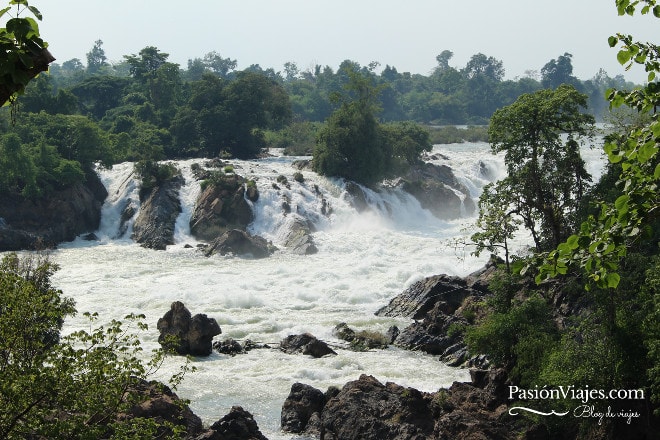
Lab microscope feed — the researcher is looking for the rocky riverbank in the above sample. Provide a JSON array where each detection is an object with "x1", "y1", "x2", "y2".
[{"x1": 0, "y1": 170, "x2": 107, "y2": 251}]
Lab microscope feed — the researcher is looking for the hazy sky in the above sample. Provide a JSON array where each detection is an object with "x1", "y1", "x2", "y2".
[{"x1": 32, "y1": 1, "x2": 658, "y2": 83}]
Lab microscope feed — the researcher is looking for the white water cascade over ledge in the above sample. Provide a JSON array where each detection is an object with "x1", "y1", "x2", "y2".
[{"x1": 49, "y1": 142, "x2": 601, "y2": 438}]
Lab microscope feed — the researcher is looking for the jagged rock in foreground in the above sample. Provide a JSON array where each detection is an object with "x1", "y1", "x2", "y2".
[
  {"x1": 123, "y1": 380, "x2": 268, "y2": 440},
  {"x1": 280, "y1": 333, "x2": 337, "y2": 358},
  {"x1": 120, "y1": 379, "x2": 204, "y2": 438},
  {"x1": 376, "y1": 260, "x2": 498, "y2": 366},
  {"x1": 132, "y1": 175, "x2": 183, "y2": 250},
  {"x1": 281, "y1": 370, "x2": 526, "y2": 440},
  {"x1": 203, "y1": 229, "x2": 276, "y2": 258},
  {"x1": 0, "y1": 172, "x2": 107, "y2": 251},
  {"x1": 195, "y1": 406, "x2": 268, "y2": 440},
  {"x1": 157, "y1": 301, "x2": 221, "y2": 356}
]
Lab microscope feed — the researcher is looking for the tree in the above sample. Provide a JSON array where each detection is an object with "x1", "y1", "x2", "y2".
[
  {"x1": 541, "y1": 52, "x2": 578, "y2": 89},
  {"x1": 479, "y1": 84, "x2": 595, "y2": 252},
  {"x1": 313, "y1": 66, "x2": 389, "y2": 184},
  {"x1": 124, "y1": 46, "x2": 169, "y2": 83},
  {"x1": 85, "y1": 39, "x2": 108, "y2": 75},
  {"x1": 0, "y1": 253, "x2": 191, "y2": 439},
  {"x1": 462, "y1": 53, "x2": 505, "y2": 81}
]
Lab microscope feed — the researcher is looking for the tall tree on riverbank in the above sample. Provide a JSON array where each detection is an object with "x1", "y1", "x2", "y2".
[{"x1": 475, "y1": 84, "x2": 595, "y2": 253}]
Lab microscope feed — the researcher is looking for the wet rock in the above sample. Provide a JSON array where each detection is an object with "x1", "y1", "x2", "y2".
[
  {"x1": 282, "y1": 217, "x2": 318, "y2": 255},
  {"x1": 344, "y1": 181, "x2": 369, "y2": 213},
  {"x1": 321, "y1": 374, "x2": 436, "y2": 440},
  {"x1": 376, "y1": 274, "x2": 474, "y2": 320},
  {"x1": 282, "y1": 370, "x2": 517, "y2": 440},
  {"x1": 213, "y1": 338, "x2": 244, "y2": 356},
  {"x1": 120, "y1": 379, "x2": 204, "y2": 438},
  {"x1": 132, "y1": 175, "x2": 183, "y2": 250},
  {"x1": 402, "y1": 162, "x2": 475, "y2": 219},
  {"x1": 190, "y1": 174, "x2": 254, "y2": 242},
  {"x1": 0, "y1": 171, "x2": 107, "y2": 251},
  {"x1": 281, "y1": 382, "x2": 326, "y2": 434},
  {"x1": 280, "y1": 333, "x2": 337, "y2": 358},
  {"x1": 157, "y1": 301, "x2": 221, "y2": 356},
  {"x1": 332, "y1": 323, "x2": 390, "y2": 351},
  {"x1": 204, "y1": 229, "x2": 276, "y2": 258},
  {"x1": 196, "y1": 406, "x2": 268, "y2": 440}
]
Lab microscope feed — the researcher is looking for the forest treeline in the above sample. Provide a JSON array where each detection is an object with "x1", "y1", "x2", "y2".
[{"x1": 0, "y1": 41, "x2": 635, "y2": 197}]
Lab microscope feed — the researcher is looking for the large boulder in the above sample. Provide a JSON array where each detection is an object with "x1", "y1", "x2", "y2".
[
  {"x1": 0, "y1": 171, "x2": 107, "y2": 251},
  {"x1": 402, "y1": 162, "x2": 475, "y2": 219},
  {"x1": 120, "y1": 379, "x2": 204, "y2": 438},
  {"x1": 281, "y1": 382, "x2": 327, "y2": 434},
  {"x1": 282, "y1": 217, "x2": 318, "y2": 255},
  {"x1": 157, "y1": 301, "x2": 221, "y2": 356},
  {"x1": 376, "y1": 274, "x2": 477, "y2": 320},
  {"x1": 281, "y1": 370, "x2": 520, "y2": 440},
  {"x1": 196, "y1": 406, "x2": 268, "y2": 440},
  {"x1": 280, "y1": 333, "x2": 337, "y2": 358},
  {"x1": 132, "y1": 175, "x2": 183, "y2": 250},
  {"x1": 190, "y1": 174, "x2": 254, "y2": 242},
  {"x1": 204, "y1": 229, "x2": 276, "y2": 258}
]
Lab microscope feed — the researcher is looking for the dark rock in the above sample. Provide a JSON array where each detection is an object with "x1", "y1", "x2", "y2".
[
  {"x1": 157, "y1": 301, "x2": 221, "y2": 356},
  {"x1": 120, "y1": 379, "x2": 204, "y2": 438},
  {"x1": 213, "y1": 338, "x2": 244, "y2": 356},
  {"x1": 282, "y1": 217, "x2": 318, "y2": 255},
  {"x1": 344, "y1": 181, "x2": 370, "y2": 213},
  {"x1": 280, "y1": 333, "x2": 336, "y2": 358},
  {"x1": 132, "y1": 175, "x2": 183, "y2": 250},
  {"x1": 332, "y1": 323, "x2": 355, "y2": 342},
  {"x1": 118, "y1": 199, "x2": 137, "y2": 238},
  {"x1": 402, "y1": 162, "x2": 475, "y2": 219},
  {"x1": 245, "y1": 184, "x2": 259, "y2": 203},
  {"x1": 281, "y1": 382, "x2": 326, "y2": 434},
  {"x1": 321, "y1": 374, "x2": 436, "y2": 440},
  {"x1": 204, "y1": 229, "x2": 276, "y2": 258},
  {"x1": 190, "y1": 174, "x2": 254, "y2": 242},
  {"x1": 0, "y1": 171, "x2": 107, "y2": 251},
  {"x1": 197, "y1": 406, "x2": 268, "y2": 440},
  {"x1": 83, "y1": 232, "x2": 99, "y2": 241},
  {"x1": 376, "y1": 274, "x2": 473, "y2": 320},
  {"x1": 386, "y1": 325, "x2": 400, "y2": 344}
]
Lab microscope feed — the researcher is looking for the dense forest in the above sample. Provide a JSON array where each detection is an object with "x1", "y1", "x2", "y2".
[{"x1": 0, "y1": 37, "x2": 638, "y2": 196}]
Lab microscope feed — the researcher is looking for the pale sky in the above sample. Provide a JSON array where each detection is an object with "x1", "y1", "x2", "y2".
[{"x1": 28, "y1": 1, "x2": 659, "y2": 83}]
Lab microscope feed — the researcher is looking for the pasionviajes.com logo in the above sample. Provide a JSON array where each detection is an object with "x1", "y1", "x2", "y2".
[{"x1": 508, "y1": 385, "x2": 644, "y2": 425}]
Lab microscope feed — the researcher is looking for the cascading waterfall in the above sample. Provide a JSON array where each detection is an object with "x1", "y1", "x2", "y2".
[{"x1": 52, "y1": 142, "x2": 543, "y2": 439}]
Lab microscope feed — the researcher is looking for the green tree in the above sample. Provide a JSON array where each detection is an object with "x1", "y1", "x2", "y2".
[
  {"x1": 484, "y1": 84, "x2": 595, "y2": 252},
  {"x1": 85, "y1": 39, "x2": 108, "y2": 75},
  {"x1": 313, "y1": 66, "x2": 389, "y2": 184},
  {"x1": 541, "y1": 52, "x2": 579, "y2": 89},
  {"x1": 0, "y1": 253, "x2": 191, "y2": 439}
]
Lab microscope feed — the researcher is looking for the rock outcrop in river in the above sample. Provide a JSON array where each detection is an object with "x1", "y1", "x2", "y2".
[
  {"x1": 132, "y1": 174, "x2": 183, "y2": 250},
  {"x1": 0, "y1": 171, "x2": 107, "y2": 251}
]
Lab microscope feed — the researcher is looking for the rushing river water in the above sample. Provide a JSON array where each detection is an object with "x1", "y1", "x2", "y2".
[{"x1": 47, "y1": 142, "x2": 604, "y2": 438}]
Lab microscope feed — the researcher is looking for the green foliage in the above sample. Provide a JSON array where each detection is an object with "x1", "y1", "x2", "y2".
[
  {"x1": 485, "y1": 84, "x2": 595, "y2": 252},
  {"x1": 427, "y1": 125, "x2": 489, "y2": 144},
  {"x1": 265, "y1": 121, "x2": 322, "y2": 156},
  {"x1": 465, "y1": 295, "x2": 559, "y2": 387},
  {"x1": 0, "y1": 1, "x2": 50, "y2": 105},
  {"x1": 134, "y1": 160, "x2": 180, "y2": 190},
  {"x1": 0, "y1": 253, "x2": 190, "y2": 439},
  {"x1": 380, "y1": 120, "x2": 432, "y2": 165}
]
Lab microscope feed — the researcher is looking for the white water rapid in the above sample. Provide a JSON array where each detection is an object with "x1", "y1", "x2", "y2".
[{"x1": 46, "y1": 142, "x2": 602, "y2": 438}]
